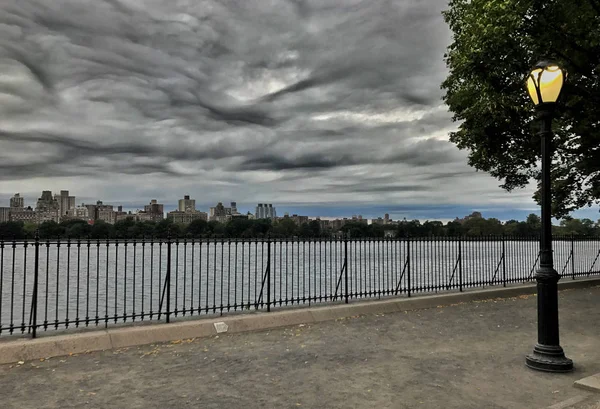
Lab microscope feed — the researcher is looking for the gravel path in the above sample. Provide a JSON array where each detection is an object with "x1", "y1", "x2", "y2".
[{"x1": 1, "y1": 286, "x2": 599, "y2": 409}]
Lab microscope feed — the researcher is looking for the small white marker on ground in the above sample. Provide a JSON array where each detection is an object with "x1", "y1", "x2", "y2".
[{"x1": 214, "y1": 322, "x2": 228, "y2": 333}]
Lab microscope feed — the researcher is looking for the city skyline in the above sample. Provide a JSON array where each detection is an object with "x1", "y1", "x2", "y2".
[{"x1": 1, "y1": 189, "x2": 598, "y2": 225}]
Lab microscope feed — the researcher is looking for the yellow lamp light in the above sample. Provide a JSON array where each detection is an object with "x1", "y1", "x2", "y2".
[{"x1": 527, "y1": 61, "x2": 565, "y2": 105}]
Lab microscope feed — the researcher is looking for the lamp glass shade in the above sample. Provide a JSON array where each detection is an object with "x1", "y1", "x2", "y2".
[{"x1": 527, "y1": 64, "x2": 564, "y2": 105}]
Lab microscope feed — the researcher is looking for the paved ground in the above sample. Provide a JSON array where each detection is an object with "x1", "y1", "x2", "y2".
[{"x1": 1, "y1": 286, "x2": 599, "y2": 409}]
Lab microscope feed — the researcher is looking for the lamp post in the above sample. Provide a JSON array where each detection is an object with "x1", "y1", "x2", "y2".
[{"x1": 525, "y1": 60, "x2": 573, "y2": 372}]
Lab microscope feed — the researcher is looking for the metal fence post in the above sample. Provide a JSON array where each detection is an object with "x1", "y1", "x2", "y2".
[
  {"x1": 571, "y1": 234, "x2": 575, "y2": 280},
  {"x1": 267, "y1": 235, "x2": 271, "y2": 312},
  {"x1": 406, "y1": 235, "x2": 411, "y2": 297},
  {"x1": 458, "y1": 236, "x2": 463, "y2": 292},
  {"x1": 31, "y1": 229, "x2": 40, "y2": 338},
  {"x1": 502, "y1": 234, "x2": 506, "y2": 287},
  {"x1": 166, "y1": 228, "x2": 172, "y2": 323},
  {"x1": 344, "y1": 234, "x2": 349, "y2": 304}
]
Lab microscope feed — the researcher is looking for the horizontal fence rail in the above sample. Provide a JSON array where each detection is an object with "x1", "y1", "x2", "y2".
[{"x1": 1, "y1": 234, "x2": 599, "y2": 337}]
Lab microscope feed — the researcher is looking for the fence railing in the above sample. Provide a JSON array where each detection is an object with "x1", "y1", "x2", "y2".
[{"x1": 1, "y1": 233, "x2": 599, "y2": 338}]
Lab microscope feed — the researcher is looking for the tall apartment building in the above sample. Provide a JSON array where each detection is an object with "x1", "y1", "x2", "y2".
[
  {"x1": 54, "y1": 190, "x2": 75, "y2": 216},
  {"x1": 178, "y1": 195, "x2": 196, "y2": 212},
  {"x1": 142, "y1": 199, "x2": 164, "y2": 222},
  {"x1": 209, "y1": 202, "x2": 228, "y2": 223},
  {"x1": 35, "y1": 191, "x2": 60, "y2": 223},
  {"x1": 92, "y1": 201, "x2": 117, "y2": 224},
  {"x1": 36, "y1": 191, "x2": 58, "y2": 211},
  {"x1": 255, "y1": 203, "x2": 276, "y2": 219},
  {"x1": 10, "y1": 193, "x2": 24, "y2": 209},
  {"x1": 230, "y1": 202, "x2": 238, "y2": 214}
]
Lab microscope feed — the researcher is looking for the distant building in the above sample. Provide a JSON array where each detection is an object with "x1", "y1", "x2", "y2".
[
  {"x1": 36, "y1": 191, "x2": 59, "y2": 212},
  {"x1": 0, "y1": 207, "x2": 10, "y2": 223},
  {"x1": 98, "y1": 202, "x2": 117, "y2": 224},
  {"x1": 141, "y1": 199, "x2": 164, "y2": 222},
  {"x1": 255, "y1": 203, "x2": 277, "y2": 219},
  {"x1": 371, "y1": 218, "x2": 384, "y2": 225},
  {"x1": 37, "y1": 211, "x2": 60, "y2": 224},
  {"x1": 292, "y1": 215, "x2": 309, "y2": 225},
  {"x1": 115, "y1": 211, "x2": 134, "y2": 223},
  {"x1": 35, "y1": 191, "x2": 59, "y2": 222},
  {"x1": 167, "y1": 210, "x2": 207, "y2": 225},
  {"x1": 10, "y1": 207, "x2": 37, "y2": 223},
  {"x1": 316, "y1": 218, "x2": 330, "y2": 231},
  {"x1": 10, "y1": 193, "x2": 24, "y2": 209},
  {"x1": 178, "y1": 195, "x2": 196, "y2": 212},
  {"x1": 54, "y1": 190, "x2": 75, "y2": 217},
  {"x1": 209, "y1": 202, "x2": 228, "y2": 223},
  {"x1": 84, "y1": 200, "x2": 116, "y2": 224},
  {"x1": 384, "y1": 214, "x2": 390, "y2": 224},
  {"x1": 135, "y1": 212, "x2": 157, "y2": 222},
  {"x1": 331, "y1": 218, "x2": 349, "y2": 231},
  {"x1": 230, "y1": 202, "x2": 238, "y2": 214},
  {"x1": 65, "y1": 206, "x2": 89, "y2": 220}
]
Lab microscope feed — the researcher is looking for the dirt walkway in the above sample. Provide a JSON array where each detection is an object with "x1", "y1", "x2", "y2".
[{"x1": 1, "y1": 286, "x2": 599, "y2": 409}]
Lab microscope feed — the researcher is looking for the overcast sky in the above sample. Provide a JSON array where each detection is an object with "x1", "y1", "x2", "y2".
[{"x1": 0, "y1": 0, "x2": 597, "y2": 221}]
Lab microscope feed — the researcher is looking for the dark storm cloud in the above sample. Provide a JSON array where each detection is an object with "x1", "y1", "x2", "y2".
[
  {"x1": 234, "y1": 135, "x2": 462, "y2": 171},
  {"x1": 0, "y1": 0, "x2": 499, "y2": 208}
]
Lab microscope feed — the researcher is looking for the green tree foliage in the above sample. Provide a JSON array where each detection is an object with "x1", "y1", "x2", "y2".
[
  {"x1": 442, "y1": 0, "x2": 600, "y2": 218},
  {"x1": 0, "y1": 221, "x2": 25, "y2": 239},
  {"x1": 1, "y1": 212, "x2": 599, "y2": 240},
  {"x1": 340, "y1": 222, "x2": 385, "y2": 238},
  {"x1": 187, "y1": 219, "x2": 209, "y2": 237}
]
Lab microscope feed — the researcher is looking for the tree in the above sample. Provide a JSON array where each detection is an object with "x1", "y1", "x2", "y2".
[
  {"x1": 65, "y1": 221, "x2": 91, "y2": 238},
  {"x1": 341, "y1": 222, "x2": 370, "y2": 238},
  {"x1": 422, "y1": 221, "x2": 445, "y2": 236},
  {"x1": 272, "y1": 218, "x2": 298, "y2": 238},
  {"x1": 225, "y1": 218, "x2": 254, "y2": 238},
  {"x1": 23, "y1": 222, "x2": 38, "y2": 238},
  {"x1": 445, "y1": 220, "x2": 464, "y2": 236},
  {"x1": 113, "y1": 217, "x2": 136, "y2": 238},
  {"x1": 442, "y1": 0, "x2": 600, "y2": 218},
  {"x1": 90, "y1": 220, "x2": 113, "y2": 239},
  {"x1": 0, "y1": 221, "x2": 25, "y2": 239},
  {"x1": 307, "y1": 220, "x2": 322, "y2": 237},
  {"x1": 525, "y1": 213, "x2": 542, "y2": 235},
  {"x1": 186, "y1": 219, "x2": 209, "y2": 237},
  {"x1": 40, "y1": 220, "x2": 63, "y2": 238}
]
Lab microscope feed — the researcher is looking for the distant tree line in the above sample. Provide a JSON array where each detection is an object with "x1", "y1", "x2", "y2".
[{"x1": 0, "y1": 213, "x2": 599, "y2": 240}]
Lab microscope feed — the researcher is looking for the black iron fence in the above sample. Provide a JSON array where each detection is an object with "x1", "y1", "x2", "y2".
[{"x1": 1, "y1": 234, "x2": 599, "y2": 338}]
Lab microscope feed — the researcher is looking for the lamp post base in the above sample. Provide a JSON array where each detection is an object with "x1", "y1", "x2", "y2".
[{"x1": 526, "y1": 344, "x2": 573, "y2": 373}]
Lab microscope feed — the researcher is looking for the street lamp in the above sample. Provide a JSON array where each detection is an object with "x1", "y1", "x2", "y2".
[{"x1": 525, "y1": 60, "x2": 573, "y2": 372}]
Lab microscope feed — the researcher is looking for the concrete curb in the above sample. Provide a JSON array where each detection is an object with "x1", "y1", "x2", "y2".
[
  {"x1": 1, "y1": 278, "x2": 598, "y2": 365},
  {"x1": 574, "y1": 373, "x2": 600, "y2": 393}
]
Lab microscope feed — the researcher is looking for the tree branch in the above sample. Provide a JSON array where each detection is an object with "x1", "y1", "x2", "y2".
[{"x1": 587, "y1": 0, "x2": 600, "y2": 16}]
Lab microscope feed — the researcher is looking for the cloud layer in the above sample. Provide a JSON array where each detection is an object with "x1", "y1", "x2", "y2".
[{"x1": 0, "y1": 0, "x2": 539, "y2": 218}]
